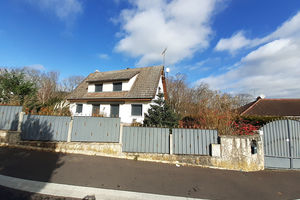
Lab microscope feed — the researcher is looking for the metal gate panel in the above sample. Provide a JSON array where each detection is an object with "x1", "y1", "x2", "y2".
[
  {"x1": 289, "y1": 120, "x2": 300, "y2": 168},
  {"x1": 122, "y1": 126, "x2": 170, "y2": 154},
  {"x1": 172, "y1": 128, "x2": 218, "y2": 155},
  {"x1": 71, "y1": 116, "x2": 120, "y2": 142},
  {"x1": 262, "y1": 119, "x2": 300, "y2": 169},
  {"x1": 21, "y1": 115, "x2": 70, "y2": 141},
  {"x1": 264, "y1": 157, "x2": 291, "y2": 169},
  {"x1": 0, "y1": 105, "x2": 23, "y2": 131}
]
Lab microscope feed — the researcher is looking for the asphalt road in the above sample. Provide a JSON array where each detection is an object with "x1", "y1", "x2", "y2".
[{"x1": 0, "y1": 147, "x2": 300, "y2": 200}]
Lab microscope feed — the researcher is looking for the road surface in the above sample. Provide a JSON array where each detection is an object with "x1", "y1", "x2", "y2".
[{"x1": 0, "y1": 147, "x2": 299, "y2": 200}]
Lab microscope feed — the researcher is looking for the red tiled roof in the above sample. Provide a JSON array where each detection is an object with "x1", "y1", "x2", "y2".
[{"x1": 240, "y1": 98, "x2": 300, "y2": 116}]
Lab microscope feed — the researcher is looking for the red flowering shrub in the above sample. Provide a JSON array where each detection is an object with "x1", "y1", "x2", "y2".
[{"x1": 231, "y1": 121, "x2": 259, "y2": 135}]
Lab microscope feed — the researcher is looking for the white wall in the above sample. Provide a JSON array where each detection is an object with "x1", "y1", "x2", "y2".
[
  {"x1": 99, "y1": 104, "x2": 110, "y2": 117},
  {"x1": 70, "y1": 102, "x2": 151, "y2": 123},
  {"x1": 87, "y1": 74, "x2": 138, "y2": 93},
  {"x1": 119, "y1": 102, "x2": 151, "y2": 124},
  {"x1": 87, "y1": 85, "x2": 95, "y2": 93},
  {"x1": 102, "y1": 83, "x2": 113, "y2": 92},
  {"x1": 70, "y1": 103, "x2": 92, "y2": 116},
  {"x1": 155, "y1": 75, "x2": 164, "y2": 97},
  {"x1": 123, "y1": 74, "x2": 138, "y2": 91}
]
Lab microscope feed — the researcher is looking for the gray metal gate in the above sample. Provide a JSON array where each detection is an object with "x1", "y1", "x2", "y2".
[
  {"x1": 261, "y1": 119, "x2": 300, "y2": 169},
  {"x1": 122, "y1": 126, "x2": 170, "y2": 153}
]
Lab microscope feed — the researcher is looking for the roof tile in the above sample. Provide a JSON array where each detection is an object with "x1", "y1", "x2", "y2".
[{"x1": 67, "y1": 65, "x2": 163, "y2": 100}]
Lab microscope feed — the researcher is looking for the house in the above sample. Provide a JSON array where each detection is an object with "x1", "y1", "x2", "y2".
[
  {"x1": 67, "y1": 65, "x2": 167, "y2": 124},
  {"x1": 239, "y1": 96, "x2": 300, "y2": 117}
]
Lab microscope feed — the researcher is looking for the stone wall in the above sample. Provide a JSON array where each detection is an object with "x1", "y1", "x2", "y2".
[
  {"x1": 211, "y1": 134, "x2": 264, "y2": 171},
  {"x1": 0, "y1": 130, "x2": 21, "y2": 144},
  {"x1": 2, "y1": 141, "x2": 122, "y2": 158}
]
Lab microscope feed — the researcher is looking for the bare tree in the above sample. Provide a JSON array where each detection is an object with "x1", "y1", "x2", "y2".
[
  {"x1": 166, "y1": 74, "x2": 252, "y2": 134},
  {"x1": 234, "y1": 93, "x2": 254, "y2": 107},
  {"x1": 37, "y1": 71, "x2": 59, "y2": 104},
  {"x1": 166, "y1": 74, "x2": 191, "y2": 116},
  {"x1": 61, "y1": 75, "x2": 85, "y2": 92}
]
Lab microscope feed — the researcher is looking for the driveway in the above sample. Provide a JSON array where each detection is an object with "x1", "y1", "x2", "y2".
[{"x1": 0, "y1": 147, "x2": 299, "y2": 200}]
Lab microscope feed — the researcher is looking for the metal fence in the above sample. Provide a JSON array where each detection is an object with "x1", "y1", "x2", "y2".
[
  {"x1": 262, "y1": 119, "x2": 300, "y2": 169},
  {"x1": 122, "y1": 126, "x2": 170, "y2": 153},
  {"x1": 173, "y1": 128, "x2": 218, "y2": 155},
  {"x1": 0, "y1": 105, "x2": 23, "y2": 131},
  {"x1": 71, "y1": 116, "x2": 120, "y2": 142},
  {"x1": 21, "y1": 115, "x2": 71, "y2": 141},
  {"x1": 0, "y1": 104, "x2": 218, "y2": 155}
]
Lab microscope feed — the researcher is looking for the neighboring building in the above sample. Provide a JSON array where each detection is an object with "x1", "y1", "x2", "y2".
[
  {"x1": 239, "y1": 96, "x2": 300, "y2": 117},
  {"x1": 67, "y1": 65, "x2": 167, "y2": 124}
]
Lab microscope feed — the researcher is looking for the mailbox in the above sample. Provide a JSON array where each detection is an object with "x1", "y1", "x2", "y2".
[{"x1": 251, "y1": 140, "x2": 257, "y2": 154}]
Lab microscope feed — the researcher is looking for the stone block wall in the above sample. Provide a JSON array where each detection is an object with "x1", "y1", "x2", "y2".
[
  {"x1": 211, "y1": 134, "x2": 264, "y2": 171},
  {"x1": 0, "y1": 130, "x2": 21, "y2": 144}
]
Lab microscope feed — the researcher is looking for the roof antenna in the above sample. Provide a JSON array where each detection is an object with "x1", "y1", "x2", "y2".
[{"x1": 161, "y1": 48, "x2": 167, "y2": 67}]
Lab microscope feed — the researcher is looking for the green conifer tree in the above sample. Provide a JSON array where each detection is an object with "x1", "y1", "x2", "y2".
[
  {"x1": 144, "y1": 93, "x2": 178, "y2": 127},
  {"x1": 0, "y1": 70, "x2": 36, "y2": 104}
]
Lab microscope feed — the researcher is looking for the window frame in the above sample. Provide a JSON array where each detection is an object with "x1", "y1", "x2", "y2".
[
  {"x1": 113, "y1": 82, "x2": 122, "y2": 91},
  {"x1": 92, "y1": 104, "x2": 100, "y2": 115},
  {"x1": 76, "y1": 104, "x2": 83, "y2": 113},
  {"x1": 131, "y1": 104, "x2": 143, "y2": 116},
  {"x1": 110, "y1": 104, "x2": 120, "y2": 117},
  {"x1": 95, "y1": 84, "x2": 103, "y2": 92}
]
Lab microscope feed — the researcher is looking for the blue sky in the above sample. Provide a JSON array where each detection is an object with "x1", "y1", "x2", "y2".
[{"x1": 1, "y1": 0, "x2": 300, "y2": 98}]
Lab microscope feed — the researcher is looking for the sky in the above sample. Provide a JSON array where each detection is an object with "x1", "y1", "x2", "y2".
[{"x1": 1, "y1": 0, "x2": 300, "y2": 98}]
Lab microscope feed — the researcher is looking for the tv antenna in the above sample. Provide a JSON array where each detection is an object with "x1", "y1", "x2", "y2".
[{"x1": 161, "y1": 48, "x2": 167, "y2": 67}]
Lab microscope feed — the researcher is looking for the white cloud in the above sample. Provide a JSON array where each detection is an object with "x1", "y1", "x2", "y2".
[
  {"x1": 215, "y1": 31, "x2": 254, "y2": 54},
  {"x1": 199, "y1": 11, "x2": 300, "y2": 98},
  {"x1": 197, "y1": 38, "x2": 300, "y2": 97},
  {"x1": 26, "y1": 0, "x2": 83, "y2": 26},
  {"x1": 215, "y1": 12, "x2": 300, "y2": 53},
  {"x1": 115, "y1": 0, "x2": 221, "y2": 66},
  {"x1": 24, "y1": 64, "x2": 46, "y2": 71},
  {"x1": 98, "y1": 54, "x2": 109, "y2": 60}
]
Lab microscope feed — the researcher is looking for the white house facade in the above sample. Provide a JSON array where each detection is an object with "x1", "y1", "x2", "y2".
[{"x1": 68, "y1": 66, "x2": 166, "y2": 124}]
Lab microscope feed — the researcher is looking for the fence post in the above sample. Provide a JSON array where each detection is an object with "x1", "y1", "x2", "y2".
[
  {"x1": 67, "y1": 117, "x2": 74, "y2": 142},
  {"x1": 119, "y1": 123, "x2": 124, "y2": 145},
  {"x1": 17, "y1": 112, "x2": 25, "y2": 132},
  {"x1": 170, "y1": 131, "x2": 173, "y2": 155}
]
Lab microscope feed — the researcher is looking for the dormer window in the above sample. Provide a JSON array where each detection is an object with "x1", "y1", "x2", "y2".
[
  {"x1": 113, "y1": 82, "x2": 122, "y2": 91},
  {"x1": 95, "y1": 84, "x2": 103, "y2": 92}
]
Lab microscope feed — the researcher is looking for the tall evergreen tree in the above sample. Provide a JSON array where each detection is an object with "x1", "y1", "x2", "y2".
[
  {"x1": 0, "y1": 70, "x2": 36, "y2": 104},
  {"x1": 144, "y1": 93, "x2": 178, "y2": 127}
]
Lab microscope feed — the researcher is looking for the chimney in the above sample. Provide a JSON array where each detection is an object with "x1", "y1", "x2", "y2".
[{"x1": 256, "y1": 94, "x2": 266, "y2": 101}]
